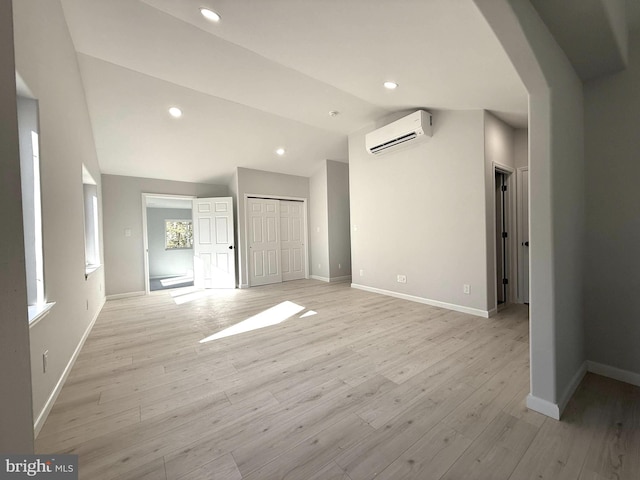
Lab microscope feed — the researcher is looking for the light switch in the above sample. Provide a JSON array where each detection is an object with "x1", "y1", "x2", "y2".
[{"x1": 124, "y1": 228, "x2": 132, "y2": 237}]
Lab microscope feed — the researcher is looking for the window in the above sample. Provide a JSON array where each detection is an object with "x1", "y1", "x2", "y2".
[
  {"x1": 165, "y1": 220, "x2": 193, "y2": 249},
  {"x1": 29, "y1": 130, "x2": 44, "y2": 305},
  {"x1": 82, "y1": 165, "x2": 101, "y2": 273},
  {"x1": 18, "y1": 96, "x2": 54, "y2": 324}
]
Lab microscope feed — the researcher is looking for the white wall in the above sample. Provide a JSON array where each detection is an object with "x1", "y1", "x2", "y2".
[
  {"x1": 349, "y1": 110, "x2": 490, "y2": 316},
  {"x1": 475, "y1": 0, "x2": 586, "y2": 418},
  {"x1": 584, "y1": 28, "x2": 640, "y2": 379},
  {"x1": 235, "y1": 167, "x2": 310, "y2": 287},
  {"x1": 146, "y1": 208, "x2": 193, "y2": 278},
  {"x1": 12, "y1": 0, "x2": 107, "y2": 432},
  {"x1": 327, "y1": 160, "x2": 352, "y2": 279},
  {"x1": 0, "y1": 0, "x2": 34, "y2": 452},
  {"x1": 310, "y1": 163, "x2": 329, "y2": 279},
  {"x1": 102, "y1": 174, "x2": 227, "y2": 296},
  {"x1": 484, "y1": 112, "x2": 516, "y2": 169},
  {"x1": 309, "y1": 160, "x2": 351, "y2": 282},
  {"x1": 514, "y1": 129, "x2": 529, "y2": 169}
]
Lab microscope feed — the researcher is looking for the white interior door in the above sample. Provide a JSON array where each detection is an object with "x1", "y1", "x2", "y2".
[
  {"x1": 518, "y1": 168, "x2": 530, "y2": 303},
  {"x1": 280, "y1": 200, "x2": 306, "y2": 281},
  {"x1": 193, "y1": 197, "x2": 235, "y2": 289},
  {"x1": 248, "y1": 198, "x2": 282, "y2": 286}
]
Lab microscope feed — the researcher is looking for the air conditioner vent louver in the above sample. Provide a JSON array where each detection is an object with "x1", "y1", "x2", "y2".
[
  {"x1": 369, "y1": 132, "x2": 418, "y2": 154},
  {"x1": 365, "y1": 110, "x2": 432, "y2": 156}
]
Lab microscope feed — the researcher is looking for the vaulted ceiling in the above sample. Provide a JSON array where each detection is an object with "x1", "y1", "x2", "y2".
[
  {"x1": 531, "y1": 0, "x2": 636, "y2": 81},
  {"x1": 60, "y1": 0, "x2": 530, "y2": 184}
]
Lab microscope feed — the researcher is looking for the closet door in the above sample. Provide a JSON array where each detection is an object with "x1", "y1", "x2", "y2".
[
  {"x1": 280, "y1": 201, "x2": 305, "y2": 281},
  {"x1": 248, "y1": 198, "x2": 282, "y2": 286}
]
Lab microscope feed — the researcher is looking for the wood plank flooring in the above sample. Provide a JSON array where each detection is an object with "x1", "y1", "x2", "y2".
[{"x1": 35, "y1": 280, "x2": 640, "y2": 479}]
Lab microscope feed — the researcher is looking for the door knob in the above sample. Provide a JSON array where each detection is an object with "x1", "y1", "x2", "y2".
[
  {"x1": 522, "y1": 241, "x2": 529, "y2": 247},
  {"x1": 229, "y1": 245, "x2": 234, "y2": 250}
]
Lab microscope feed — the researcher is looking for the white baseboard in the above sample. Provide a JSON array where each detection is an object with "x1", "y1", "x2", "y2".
[
  {"x1": 239, "y1": 283, "x2": 250, "y2": 289},
  {"x1": 310, "y1": 275, "x2": 352, "y2": 284},
  {"x1": 487, "y1": 307, "x2": 498, "y2": 318},
  {"x1": 34, "y1": 296, "x2": 106, "y2": 437},
  {"x1": 526, "y1": 393, "x2": 560, "y2": 420},
  {"x1": 310, "y1": 275, "x2": 330, "y2": 282},
  {"x1": 106, "y1": 291, "x2": 145, "y2": 300},
  {"x1": 525, "y1": 361, "x2": 640, "y2": 421},
  {"x1": 350, "y1": 283, "x2": 490, "y2": 318},
  {"x1": 587, "y1": 360, "x2": 640, "y2": 387},
  {"x1": 526, "y1": 362, "x2": 586, "y2": 421},
  {"x1": 558, "y1": 361, "x2": 587, "y2": 415}
]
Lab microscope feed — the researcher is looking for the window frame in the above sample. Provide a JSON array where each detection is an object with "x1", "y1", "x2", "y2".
[
  {"x1": 82, "y1": 165, "x2": 102, "y2": 276},
  {"x1": 17, "y1": 95, "x2": 55, "y2": 325},
  {"x1": 164, "y1": 219, "x2": 194, "y2": 250}
]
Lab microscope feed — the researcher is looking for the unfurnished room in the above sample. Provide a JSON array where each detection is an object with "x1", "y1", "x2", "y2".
[{"x1": 2, "y1": 0, "x2": 640, "y2": 479}]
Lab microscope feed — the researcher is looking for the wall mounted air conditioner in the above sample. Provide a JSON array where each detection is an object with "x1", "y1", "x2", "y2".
[{"x1": 365, "y1": 110, "x2": 432, "y2": 155}]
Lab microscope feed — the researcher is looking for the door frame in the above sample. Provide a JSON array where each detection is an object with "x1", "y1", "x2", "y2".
[
  {"x1": 243, "y1": 193, "x2": 309, "y2": 287},
  {"x1": 141, "y1": 193, "x2": 196, "y2": 295},
  {"x1": 492, "y1": 163, "x2": 517, "y2": 310},
  {"x1": 516, "y1": 166, "x2": 530, "y2": 304}
]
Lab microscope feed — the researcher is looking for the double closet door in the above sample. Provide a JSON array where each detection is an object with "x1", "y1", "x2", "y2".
[{"x1": 248, "y1": 198, "x2": 306, "y2": 286}]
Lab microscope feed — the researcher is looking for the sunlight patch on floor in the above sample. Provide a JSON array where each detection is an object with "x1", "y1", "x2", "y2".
[
  {"x1": 171, "y1": 286, "x2": 239, "y2": 305},
  {"x1": 200, "y1": 301, "x2": 306, "y2": 343},
  {"x1": 170, "y1": 286, "x2": 200, "y2": 297},
  {"x1": 160, "y1": 273, "x2": 194, "y2": 287}
]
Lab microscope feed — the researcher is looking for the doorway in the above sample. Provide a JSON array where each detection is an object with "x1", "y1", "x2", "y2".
[
  {"x1": 494, "y1": 166, "x2": 516, "y2": 308},
  {"x1": 142, "y1": 194, "x2": 195, "y2": 293}
]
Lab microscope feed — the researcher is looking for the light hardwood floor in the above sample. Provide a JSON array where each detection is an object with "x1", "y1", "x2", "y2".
[{"x1": 36, "y1": 280, "x2": 640, "y2": 479}]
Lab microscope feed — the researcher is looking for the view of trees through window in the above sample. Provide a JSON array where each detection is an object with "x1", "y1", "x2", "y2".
[{"x1": 165, "y1": 220, "x2": 193, "y2": 249}]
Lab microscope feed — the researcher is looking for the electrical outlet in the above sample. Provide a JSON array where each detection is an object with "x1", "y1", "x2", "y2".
[
  {"x1": 338, "y1": 263, "x2": 342, "y2": 269},
  {"x1": 318, "y1": 264, "x2": 321, "y2": 269},
  {"x1": 43, "y1": 350, "x2": 48, "y2": 373},
  {"x1": 360, "y1": 269, "x2": 364, "y2": 276},
  {"x1": 463, "y1": 284, "x2": 470, "y2": 294},
  {"x1": 397, "y1": 274, "x2": 407, "y2": 283}
]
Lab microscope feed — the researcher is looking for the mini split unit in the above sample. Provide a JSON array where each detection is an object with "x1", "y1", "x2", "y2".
[{"x1": 365, "y1": 110, "x2": 433, "y2": 155}]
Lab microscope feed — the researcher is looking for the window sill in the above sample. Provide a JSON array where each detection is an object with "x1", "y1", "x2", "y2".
[
  {"x1": 28, "y1": 302, "x2": 56, "y2": 328},
  {"x1": 85, "y1": 264, "x2": 102, "y2": 279}
]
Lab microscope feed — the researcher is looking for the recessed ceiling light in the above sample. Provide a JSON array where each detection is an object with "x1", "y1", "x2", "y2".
[
  {"x1": 276, "y1": 148, "x2": 286, "y2": 156},
  {"x1": 383, "y1": 81, "x2": 398, "y2": 90},
  {"x1": 329, "y1": 110, "x2": 340, "y2": 117},
  {"x1": 168, "y1": 107, "x2": 183, "y2": 118},
  {"x1": 200, "y1": 7, "x2": 221, "y2": 22}
]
